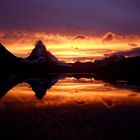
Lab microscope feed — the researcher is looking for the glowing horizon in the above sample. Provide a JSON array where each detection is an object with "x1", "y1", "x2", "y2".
[{"x1": 0, "y1": 31, "x2": 140, "y2": 62}]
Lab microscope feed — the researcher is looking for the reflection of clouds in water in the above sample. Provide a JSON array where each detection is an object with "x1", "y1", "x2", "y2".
[
  {"x1": 1, "y1": 75, "x2": 140, "y2": 109},
  {"x1": 94, "y1": 87, "x2": 113, "y2": 92},
  {"x1": 55, "y1": 77, "x2": 114, "y2": 92},
  {"x1": 101, "y1": 98, "x2": 115, "y2": 108},
  {"x1": 128, "y1": 94, "x2": 138, "y2": 97},
  {"x1": 111, "y1": 82, "x2": 140, "y2": 94},
  {"x1": 35, "y1": 95, "x2": 72, "y2": 108},
  {"x1": 16, "y1": 82, "x2": 31, "y2": 88},
  {"x1": 74, "y1": 101, "x2": 85, "y2": 105},
  {"x1": 75, "y1": 78, "x2": 95, "y2": 83}
]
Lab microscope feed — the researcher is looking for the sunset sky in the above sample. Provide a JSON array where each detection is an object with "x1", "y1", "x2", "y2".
[{"x1": 0, "y1": 0, "x2": 140, "y2": 62}]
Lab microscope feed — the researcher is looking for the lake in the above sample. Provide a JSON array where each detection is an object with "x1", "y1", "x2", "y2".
[{"x1": 0, "y1": 74, "x2": 140, "y2": 139}]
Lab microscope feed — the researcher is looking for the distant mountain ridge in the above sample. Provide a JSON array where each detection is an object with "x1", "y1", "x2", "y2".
[
  {"x1": 0, "y1": 40, "x2": 140, "y2": 80},
  {"x1": 0, "y1": 41, "x2": 72, "y2": 73}
]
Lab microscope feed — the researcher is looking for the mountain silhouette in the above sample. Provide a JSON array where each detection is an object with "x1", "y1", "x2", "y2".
[
  {"x1": 0, "y1": 74, "x2": 67, "y2": 100},
  {"x1": 0, "y1": 40, "x2": 140, "y2": 80},
  {"x1": 25, "y1": 74, "x2": 64, "y2": 99},
  {"x1": 0, "y1": 43, "x2": 18, "y2": 63},
  {"x1": 0, "y1": 41, "x2": 71, "y2": 73},
  {"x1": 0, "y1": 74, "x2": 25, "y2": 99},
  {"x1": 1, "y1": 40, "x2": 140, "y2": 101},
  {"x1": 0, "y1": 73, "x2": 63, "y2": 99},
  {"x1": 0, "y1": 73, "x2": 140, "y2": 100},
  {"x1": 26, "y1": 40, "x2": 70, "y2": 67}
]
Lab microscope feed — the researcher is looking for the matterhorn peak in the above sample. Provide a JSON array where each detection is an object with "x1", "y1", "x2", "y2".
[
  {"x1": 27, "y1": 40, "x2": 48, "y2": 60},
  {"x1": 26, "y1": 40, "x2": 67, "y2": 65},
  {"x1": 34, "y1": 40, "x2": 47, "y2": 55}
]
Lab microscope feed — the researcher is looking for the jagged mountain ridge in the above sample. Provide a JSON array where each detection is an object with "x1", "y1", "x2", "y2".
[
  {"x1": 0, "y1": 43, "x2": 18, "y2": 61},
  {"x1": 0, "y1": 40, "x2": 140, "y2": 78},
  {"x1": 26, "y1": 40, "x2": 70, "y2": 67},
  {"x1": 0, "y1": 41, "x2": 71, "y2": 73},
  {"x1": 27, "y1": 41, "x2": 60, "y2": 63}
]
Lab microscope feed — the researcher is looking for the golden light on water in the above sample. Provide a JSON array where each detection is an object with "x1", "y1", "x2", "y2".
[
  {"x1": 1, "y1": 77, "x2": 140, "y2": 109},
  {"x1": 1, "y1": 32, "x2": 140, "y2": 107}
]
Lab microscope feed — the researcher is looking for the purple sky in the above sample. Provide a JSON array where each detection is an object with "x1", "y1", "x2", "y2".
[{"x1": 0, "y1": 0, "x2": 140, "y2": 34}]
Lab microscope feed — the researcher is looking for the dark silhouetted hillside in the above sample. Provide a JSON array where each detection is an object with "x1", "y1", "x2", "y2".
[{"x1": 0, "y1": 40, "x2": 140, "y2": 81}]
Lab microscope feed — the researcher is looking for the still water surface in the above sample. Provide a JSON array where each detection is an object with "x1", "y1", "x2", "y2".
[
  {"x1": 1, "y1": 77, "x2": 140, "y2": 108},
  {"x1": 0, "y1": 76, "x2": 140, "y2": 139}
]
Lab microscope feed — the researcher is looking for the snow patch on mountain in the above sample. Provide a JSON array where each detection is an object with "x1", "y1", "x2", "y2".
[{"x1": 26, "y1": 40, "x2": 71, "y2": 67}]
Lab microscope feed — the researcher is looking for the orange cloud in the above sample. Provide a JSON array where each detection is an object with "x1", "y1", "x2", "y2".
[
  {"x1": 74, "y1": 35, "x2": 87, "y2": 40},
  {"x1": 102, "y1": 32, "x2": 116, "y2": 43},
  {"x1": 1, "y1": 30, "x2": 140, "y2": 63}
]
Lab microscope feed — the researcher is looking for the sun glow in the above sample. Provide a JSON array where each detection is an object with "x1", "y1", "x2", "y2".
[{"x1": 1, "y1": 31, "x2": 140, "y2": 62}]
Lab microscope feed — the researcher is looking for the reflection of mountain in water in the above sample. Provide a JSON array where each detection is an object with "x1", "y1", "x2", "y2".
[
  {"x1": 1, "y1": 40, "x2": 140, "y2": 99},
  {"x1": 25, "y1": 75, "x2": 65, "y2": 100},
  {"x1": 0, "y1": 74, "x2": 67, "y2": 100},
  {"x1": 1, "y1": 73, "x2": 140, "y2": 100}
]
